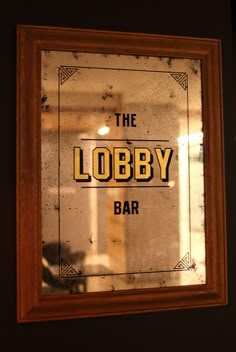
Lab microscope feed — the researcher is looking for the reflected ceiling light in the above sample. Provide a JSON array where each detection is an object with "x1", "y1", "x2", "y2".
[{"x1": 97, "y1": 126, "x2": 110, "y2": 136}]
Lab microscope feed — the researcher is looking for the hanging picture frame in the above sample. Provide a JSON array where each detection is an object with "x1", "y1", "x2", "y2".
[{"x1": 16, "y1": 24, "x2": 227, "y2": 322}]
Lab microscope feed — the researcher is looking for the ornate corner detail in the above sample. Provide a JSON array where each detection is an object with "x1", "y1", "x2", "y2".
[
  {"x1": 174, "y1": 252, "x2": 190, "y2": 270},
  {"x1": 59, "y1": 258, "x2": 82, "y2": 278},
  {"x1": 59, "y1": 66, "x2": 78, "y2": 85},
  {"x1": 170, "y1": 72, "x2": 188, "y2": 90}
]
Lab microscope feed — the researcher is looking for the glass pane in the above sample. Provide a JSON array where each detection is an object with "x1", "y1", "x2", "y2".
[{"x1": 41, "y1": 50, "x2": 205, "y2": 295}]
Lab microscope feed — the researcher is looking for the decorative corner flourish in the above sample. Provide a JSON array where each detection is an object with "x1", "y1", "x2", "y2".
[
  {"x1": 170, "y1": 72, "x2": 188, "y2": 90},
  {"x1": 59, "y1": 258, "x2": 82, "y2": 278},
  {"x1": 59, "y1": 66, "x2": 78, "y2": 85}
]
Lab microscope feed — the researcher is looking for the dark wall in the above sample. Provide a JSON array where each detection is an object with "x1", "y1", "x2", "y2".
[{"x1": 1, "y1": 1, "x2": 235, "y2": 350}]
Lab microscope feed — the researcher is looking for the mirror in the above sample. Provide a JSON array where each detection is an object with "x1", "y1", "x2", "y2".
[
  {"x1": 41, "y1": 50, "x2": 205, "y2": 294},
  {"x1": 17, "y1": 25, "x2": 227, "y2": 322}
]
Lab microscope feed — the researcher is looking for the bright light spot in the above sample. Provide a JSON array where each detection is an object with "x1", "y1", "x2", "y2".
[
  {"x1": 178, "y1": 132, "x2": 203, "y2": 146},
  {"x1": 98, "y1": 126, "x2": 110, "y2": 136},
  {"x1": 168, "y1": 180, "x2": 175, "y2": 188}
]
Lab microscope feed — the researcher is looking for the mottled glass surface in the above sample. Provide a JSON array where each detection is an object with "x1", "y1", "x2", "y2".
[{"x1": 41, "y1": 50, "x2": 205, "y2": 295}]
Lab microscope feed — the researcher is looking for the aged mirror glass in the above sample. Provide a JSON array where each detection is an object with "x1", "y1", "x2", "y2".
[
  {"x1": 17, "y1": 25, "x2": 227, "y2": 322},
  {"x1": 41, "y1": 50, "x2": 205, "y2": 295}
]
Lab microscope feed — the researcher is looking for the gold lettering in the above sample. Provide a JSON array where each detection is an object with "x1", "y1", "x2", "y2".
[
  {"x1": 155, "y1": 148, "x2": 173, "y2": 180},
  {"x1": 114, "y1": 147, "x2": 132, "y2": 180}
]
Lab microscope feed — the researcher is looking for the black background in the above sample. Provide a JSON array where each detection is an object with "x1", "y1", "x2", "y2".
[{"x1": 0, "y1": 1, "x2": 235, "y2": 351}]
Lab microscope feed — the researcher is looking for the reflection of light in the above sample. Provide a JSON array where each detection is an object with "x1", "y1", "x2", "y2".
[
  {"x1": 85, "y1": 254, "x2": 110, "y2": 267},
  {"x1": 168, "y1": 180, "x2": 175, "y2": 188},
  {"x1": 97, "y1": 126, "x2": 110, "y2": 136},
  {"x1": 178, "y1": 132, "x2": 203, "y2": 146}
]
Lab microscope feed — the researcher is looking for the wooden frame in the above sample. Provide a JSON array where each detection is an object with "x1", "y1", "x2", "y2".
[{"x1": 17, "y1": 24, "x2": 227, "y2": 322}]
